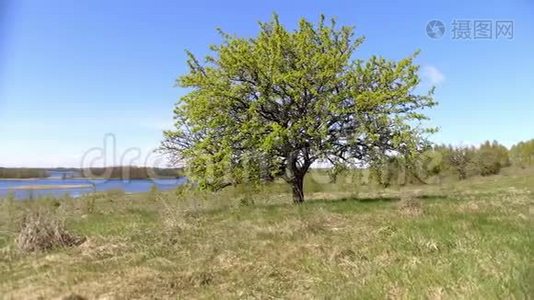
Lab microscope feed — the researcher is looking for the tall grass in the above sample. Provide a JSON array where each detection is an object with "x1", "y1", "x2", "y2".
[{"x1": 0, "y1": 166, "x2": 532, "y2": 298}]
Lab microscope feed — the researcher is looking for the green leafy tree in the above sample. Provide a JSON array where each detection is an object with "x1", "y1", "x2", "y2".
[
  {"x1": 370, "y1": 153, "x2": 430, "y2": 188},
  {"x1": 370, "y1": 156, "x2": 401, "y2": 188},
  {"x1": 510, "y1": 139, "x2": 534, "y2": 168},
  {"x1": 444, "y1": 145, "x2": 476, "y2": 180},
  {"x1": 162, "y1": 15, "x2": 437, "y2": 203},
  {"x1": 421, "y1": 146, "x2": 447, "y2": 178},
  {"x1": 474, "y1": 140, "x2": 510, "y2": 176}
]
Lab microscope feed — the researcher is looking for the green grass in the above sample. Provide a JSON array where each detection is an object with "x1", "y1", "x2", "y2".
[{"x1": 0, "y1": 168, "x2": 533, "y2": 299}]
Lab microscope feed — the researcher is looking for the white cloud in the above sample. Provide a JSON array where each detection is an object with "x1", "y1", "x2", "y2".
[{"x1": 422, "y1": 65, "x2": 445, "y2": 86}]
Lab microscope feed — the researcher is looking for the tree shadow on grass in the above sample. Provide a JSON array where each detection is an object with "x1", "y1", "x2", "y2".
[
  {"x1": 414, "y1": 194, "x2": 449, "y2": 200},
  {"x1": 305, "y1": 196, "x2": 401, "y2": 207},
  {"x1": 307, "y1": 193, "x2": 449, "y2": 206},
  {"x1": 337, "y1": 196, "x2": 399, "y2": 203},
  {"x1": 197, "y1": 195, "x2": 402, "y2": 216},
  {"x1": 180, "y1": 193, "x2": 450, "y2": 218}
]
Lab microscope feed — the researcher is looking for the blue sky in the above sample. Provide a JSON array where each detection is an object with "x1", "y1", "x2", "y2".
[{"x1": 0, "y1": 0, "x2": 533, "y2": 167}]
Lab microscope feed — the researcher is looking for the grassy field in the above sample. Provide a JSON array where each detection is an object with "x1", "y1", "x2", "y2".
[{"x1": 0, "y1": 168, "x2": 533, "y2": 299}]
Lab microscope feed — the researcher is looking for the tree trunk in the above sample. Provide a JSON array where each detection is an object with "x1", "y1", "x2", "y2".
[
  {"x1": 291, "y1": 175, "x2": 304, "y2": 204},
  {"x1": 458, "y1": 168, "x2": 467, "y2": 180}
]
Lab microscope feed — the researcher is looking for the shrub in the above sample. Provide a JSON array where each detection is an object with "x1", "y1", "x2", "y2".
[
  {"x1": 476, "y1": 149, "x2": 502, "y2": 176},
  {"x1": 16, "y1": 210, "x2": 84, "y2": 252},
  {"x1": 438, "y1": 145, "x2": 478, "y2": 180},
  {"x1": 474, "y1": 141, "x2": 510, "y2": 176}
]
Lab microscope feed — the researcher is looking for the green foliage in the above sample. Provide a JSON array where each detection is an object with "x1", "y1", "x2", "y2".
[
  {"x1": 510, "y1": 139, "x2": 534, "y2": 168},
  {"x1": 444, "y1": 145, "x2": 477, "y2": 180},
  {"x1": 370, "y1": 156, "x2": 403, "y2": 188},
  {"x1": 418, "y1": 147, "x2": 446, "y2": 178},
  {"x1": 162, "y1": 14, "x2": 436, "y2": 202},
  {"x1": 474, "y1": 141, "x2": 510, "y2": 176},
  {"x1": 415, "y1": 141, "x2": 512, "y2": 180},
  {"x1": 326, "y1": 139, "x2": 531, "y2": 186}
]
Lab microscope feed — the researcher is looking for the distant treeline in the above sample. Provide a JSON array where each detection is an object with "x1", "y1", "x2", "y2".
[
  {"x1": 2, "y1": 139, "x2": 533, "y2": 182},
  {"x1": 0, "y1": 168, "x2": 48, "y2": 179},
  {"x1": 510, "y1": 139, "x2": 534, "y2": 167},
  {"x1": 370, "y1": 139, "x2": 534, "y2": 187},
  {"x1": 80, "y1": 166, "x2": 184, "y2": 179}
]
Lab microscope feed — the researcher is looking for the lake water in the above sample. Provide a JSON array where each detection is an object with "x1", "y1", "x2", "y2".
[{"x1": 0, "y1": 177, "x2": 187, "y2": 200}]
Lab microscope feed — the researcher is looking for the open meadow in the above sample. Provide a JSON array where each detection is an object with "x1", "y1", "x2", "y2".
[
  {"x1": 3, "y1": 1, "x2": 534, "y2": 299},
  {"x1": 0, "y1": 167, "x2": 532, "y2": 299}
]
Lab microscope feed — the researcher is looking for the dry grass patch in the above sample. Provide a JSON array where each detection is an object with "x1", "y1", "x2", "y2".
[
  {"x1": 397, "y1": 197, "x2": 424, "y2": 217},
  {"x1": 77, "y1": 237, "x2": 128, "y2": 260},
  {"x1": 16, "y1": 210, "x2": 85, "y2": 253}
]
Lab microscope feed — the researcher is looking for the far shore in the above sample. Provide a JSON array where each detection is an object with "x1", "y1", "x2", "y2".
[
  {"x1": 0, "y1": 184, "x2": 94, "y2": 190},
  {"x1": 0, "y1": 176, "x2": 182, "y2": 181},
  {"x1": 0, "y1": 178, "x2": 49, "y2": 181}
]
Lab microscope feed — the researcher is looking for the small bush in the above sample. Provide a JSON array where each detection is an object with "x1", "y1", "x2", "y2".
[
  {"x1": 16, "y1": 210, "x2": 85, "y2": 252},
  {"x1": 475, "y1": 141, "x2": 510, "y2": 176},
  {"x1": 159, "y1": 199, "x2": 195, "y2": 233},
  {"x1": 397, "y1": 197, "x2": 424, "y2": 217}
]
